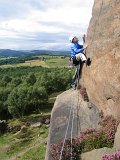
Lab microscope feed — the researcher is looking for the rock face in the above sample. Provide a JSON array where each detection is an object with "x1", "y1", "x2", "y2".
[
  {"x1": 45, "y1": 90, "x2": 102, "y2": 160},
  {"x1": 82, "y1": 0, "x2": 120, "y2": 118},
  {"x1": 81, "y1": 123, "x2": 120, "y2": 160}
]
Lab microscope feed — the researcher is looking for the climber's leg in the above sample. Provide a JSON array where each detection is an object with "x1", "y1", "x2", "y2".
[
  {"x1": 71, "y1": 67, "x2": 78, "y2": 89},
  {"x1": 71, "y1": 63, "x2": 81, "y2": 90},
  {"x1": 75, "y1": 53, "x2": 87, "y2": 63}
]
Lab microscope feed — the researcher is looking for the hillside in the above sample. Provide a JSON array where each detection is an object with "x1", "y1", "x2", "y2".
[{"x1": 0, "y1": 49, "x2": 69, "y2": 57}]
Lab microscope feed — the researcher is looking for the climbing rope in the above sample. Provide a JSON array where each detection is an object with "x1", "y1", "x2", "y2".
[
  {"x1": 59, "y1": 91, "x2": 76, "y2": 160},
  {"x1": 71, "y1": 108, "x2": 75, "y2": 160},
  {"x1": 77, "y1": 90, "x2": 81, "y2": 136},
  {"x1": 59, "y1": 105, "x2": 73, "y2": 160}
]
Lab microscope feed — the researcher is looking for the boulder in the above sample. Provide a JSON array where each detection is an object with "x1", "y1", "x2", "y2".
[{"x1": 45, "y1": 90, "x2": 102, "y2": 160}]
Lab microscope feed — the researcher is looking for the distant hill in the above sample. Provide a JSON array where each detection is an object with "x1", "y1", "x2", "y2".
[{"x1": 0, "y1": 49, "x2": 70, "y2": 57}]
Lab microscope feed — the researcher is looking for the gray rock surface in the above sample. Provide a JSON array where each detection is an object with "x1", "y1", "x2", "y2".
[{"x1": 45, "y1": 89, "x2": 102, "y2": 160}]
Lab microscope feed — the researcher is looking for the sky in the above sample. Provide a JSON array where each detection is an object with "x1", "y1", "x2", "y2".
[{"x1": 0, "y1": 0, "x2": 94, "y2": 51}]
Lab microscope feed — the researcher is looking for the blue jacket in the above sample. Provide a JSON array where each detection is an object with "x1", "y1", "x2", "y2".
[{"x1": 70, "y1": 42, "x2": 84, "y2": 58}]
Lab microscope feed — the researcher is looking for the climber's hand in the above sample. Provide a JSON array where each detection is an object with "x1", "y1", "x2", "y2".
[{"x1": 84, "y1": 44, "x2": 88, "y2": 49}]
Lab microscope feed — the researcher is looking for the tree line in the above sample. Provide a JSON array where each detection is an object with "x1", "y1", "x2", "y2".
[
  {"x1": 0, "y1": 56, "x2": 39, "y2": 65},
  {"x1": 0, "y1": 66, "x2": 73, "y2": 119}
]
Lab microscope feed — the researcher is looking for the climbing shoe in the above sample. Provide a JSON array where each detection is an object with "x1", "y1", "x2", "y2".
[{"x1": 86, "y1": 58, "x2": 91, "y2": 66}]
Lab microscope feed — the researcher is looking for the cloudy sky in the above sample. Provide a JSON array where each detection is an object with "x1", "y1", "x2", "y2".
[{"x1": 0, "y1": 0, "x2": 94, "y2": 50}]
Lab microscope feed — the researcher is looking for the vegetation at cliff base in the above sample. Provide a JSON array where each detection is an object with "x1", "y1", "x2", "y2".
[
  {"x1": 50, "y1": 116, "x2": 119, "y2": 160},
  {"x1": 102, "y1": 150, "x2": 120, "y2": 160},
  {"x1": 0, "y1": 112, "x2": 50, "y2": 160}
]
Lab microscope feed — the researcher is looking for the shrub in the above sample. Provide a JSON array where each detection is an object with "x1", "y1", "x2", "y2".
[{"x1": 8, "y1": 87, "x2": 29, "y2": 118}]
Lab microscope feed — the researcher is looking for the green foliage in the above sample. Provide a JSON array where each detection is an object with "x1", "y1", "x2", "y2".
[
  {"x1": 26, "y1": 86, "x2": 48, "y2": 113},
  {"x1": 0, "y1": 66, "x2": 73, "y2": 118},
  {"x1": 8, "y1": 86, "x2": 29, "y2": 118},
  {"x1": 0, "y1": 88, "x2": 11, "y2": 119},
  {"x1": 7, "y1": 85, "x2": 48, "y2": 117},
  {"x1": 0, "y1": 75, "x2": 12, "y2": 87},
  {"x1": 18, "y1": 145, "x2": 46, "y2": 160},
  {"x1": 0, "y1": 55, "x2": 39, "y2": 65},
  {"x1": 0, "y1": 112, "x2": 50, "y2": 160},
  {"x1": 26, "y1": 73, "x2": 36, "y2": 85},
  {"x1": 11, "y1": 77, "x2": 22, "y2": 87}
]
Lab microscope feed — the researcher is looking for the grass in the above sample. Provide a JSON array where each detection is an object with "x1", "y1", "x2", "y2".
[
  {"x1": 0, "y1": 113, "x2": 50, "y2": 160},
  {"x1": 0, "y1": 133, "x2": 16, "y2": 160},
  {"x1": 0, "y1": 57, "x2": 7, "y2": 60},
  {"x1": 0, "y1": 91, "x2": 63, "y2": 160},
  {"x1": 0, "y1": 60, "x2": 48, "y2": 68},
  {"x1": 45, "y1": 56, "x2": 69, "y2": 68},
  {"x1": 18, "y1": 145, "x2": 46, "y2": 160},
  {"x1": 0, "y1": 55, "x2": 69, "y2": 68}
]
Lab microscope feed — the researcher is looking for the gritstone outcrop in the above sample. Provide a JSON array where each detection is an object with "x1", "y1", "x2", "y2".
[{"x1": 82, "y1": 0, "x2": 120, "y2": 118}]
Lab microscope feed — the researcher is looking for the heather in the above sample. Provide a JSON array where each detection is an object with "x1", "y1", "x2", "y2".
[{"x1": 102, "y1": 150, "x2": 120, "y2": 160}]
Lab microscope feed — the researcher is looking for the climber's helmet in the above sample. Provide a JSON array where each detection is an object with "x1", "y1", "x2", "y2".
[{"x1": 69, "y1": 36, "x2": 79, "y2": 43}]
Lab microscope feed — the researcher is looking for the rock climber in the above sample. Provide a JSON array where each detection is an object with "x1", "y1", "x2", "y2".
[
  {"x1": 69, "y1": 36, "x2": 88, "y2": 65},
  {"x1": 69, "y1": 36, "x2": 90, "y2": 89}
]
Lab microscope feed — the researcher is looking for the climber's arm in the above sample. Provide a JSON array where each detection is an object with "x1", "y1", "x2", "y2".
[{"x1": 71, "y1": 45, "x2": 84, "y2": 54}]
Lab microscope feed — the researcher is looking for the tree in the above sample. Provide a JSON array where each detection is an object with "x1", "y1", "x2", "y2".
[
  {"x1": 1, "y1": 75, "x2": 12, "y2": 87},
  {"x1": 26, "y1": 73, "x2": 36, "y2": 85},
  {"x1": 7, "y1": 86, "x2": 28, "y2": 118},
  {"x1": 11, "y1": 78, "x2": 22, "y2": 87},
  {"x1": 7, "y1": 85, "x2": 48, "y2": 117},
  {"x1": 27, "y1": 86, "x2": 48, "y2": 111}
]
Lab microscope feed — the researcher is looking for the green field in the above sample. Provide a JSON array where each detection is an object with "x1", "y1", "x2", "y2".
[{"x1": 0, "y1": 55, "x2": 70, "y2": 68}]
